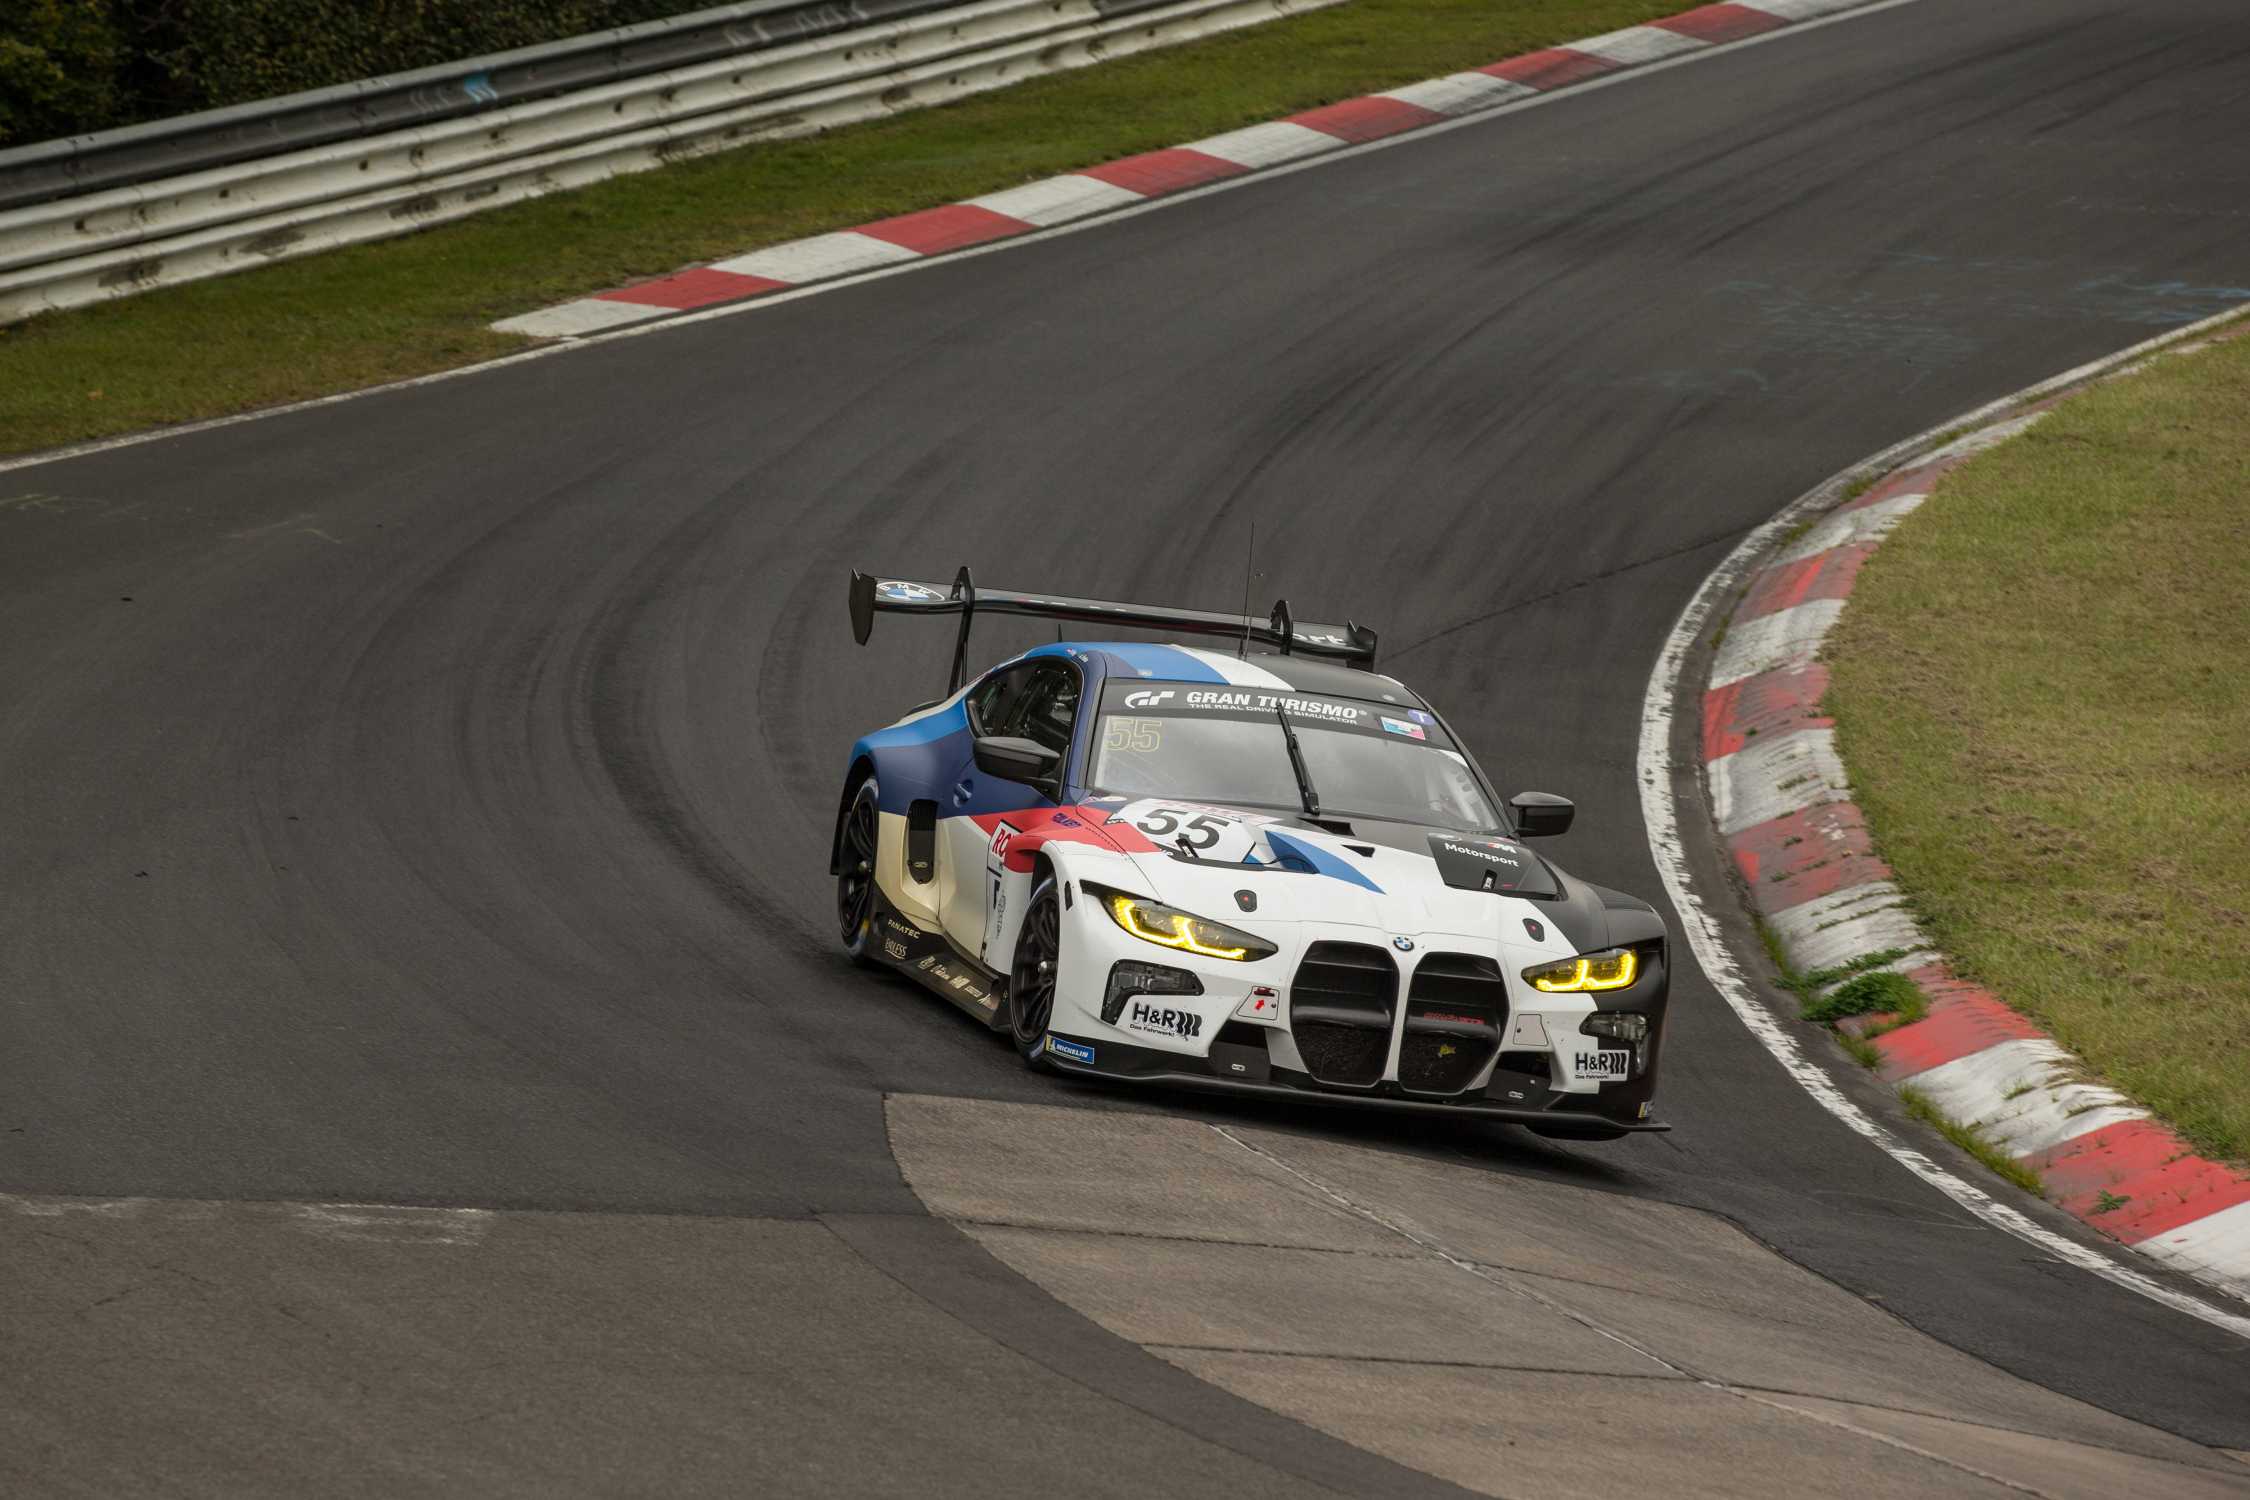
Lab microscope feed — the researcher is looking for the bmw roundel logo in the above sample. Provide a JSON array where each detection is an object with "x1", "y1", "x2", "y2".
[{"x1": 1391, "y1": 936, "x2": 1415, "y2": 952}]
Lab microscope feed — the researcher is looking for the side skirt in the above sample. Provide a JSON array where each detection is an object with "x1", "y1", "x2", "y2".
[{"x1": 868, "y1": 890, "x2": 1008, "y2": 1030}]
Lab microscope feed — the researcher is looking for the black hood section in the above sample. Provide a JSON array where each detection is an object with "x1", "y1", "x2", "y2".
[{"x1": 1423, "y1": 833, "x2": 1559, "y2": 897}]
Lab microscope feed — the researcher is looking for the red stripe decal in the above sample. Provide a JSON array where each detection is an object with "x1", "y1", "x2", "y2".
[
  {"x1": 1288, "y1": 95, "x2": 1446, "y2": 144},
  {"x1": 1480, "y1": 48, "x2": 1618, "y2": 91},
  {"x1": 1080, "y1": 148, "x2": 1246, "y2": 198},
  {"x1": 1872, "y1": 965, "x2": 2047, "y2": 1082},
  {"x1": 1736, "y1": 542, "x2": 1874, "y2": 622},
  {"x1": 1655, "y1": 4, "x2": 1791, "y2": 43},
  {"x1": 857, "y1": 203, "x2": 1034, "y2": 255},
  {"x1": 1729, "y1": 802, "x2": 1889, "y2": 911},
  {"x1": 597, "y1": 266, "x2": 788, "y2": 309},
  {"x1": 1702, "y1": 662, "x2": 1830, "y2": 761},
  {"x1": 2027, "y1": 1120, "x2": 2250, "y2": 1244}
]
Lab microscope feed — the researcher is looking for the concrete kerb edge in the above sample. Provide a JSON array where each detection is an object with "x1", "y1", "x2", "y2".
[{"x1": 1688, "y1": 304, "x2": 2250, "y2": 1308}]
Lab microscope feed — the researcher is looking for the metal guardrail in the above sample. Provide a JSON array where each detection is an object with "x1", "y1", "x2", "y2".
[
  {"x1": 0, "y1": 0, "x2": 961, "y2": 212},
  {"x1": 0, "y1": 0, "x2": 1335, "y2": 325}
]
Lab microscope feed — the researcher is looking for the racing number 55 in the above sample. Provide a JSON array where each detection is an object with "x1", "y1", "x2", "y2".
[
  {"x1": 1103, "y1": 718, "x2": 1163, "y2": 752},
  {"x1": 1135, "y1": 807, "x2": 1229, "y2": 850}
]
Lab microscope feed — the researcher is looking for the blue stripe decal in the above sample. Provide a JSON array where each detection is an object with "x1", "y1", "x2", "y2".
[
  {"x1": 865, "y1": 699, "x2": 969, "y2": 746},
  {"x1": 1093, "y1": 643, "x2": 1228, "y2": 682},
  {"x1": 1264, "y1": 830, "x2": 1383, "y2": 893}
]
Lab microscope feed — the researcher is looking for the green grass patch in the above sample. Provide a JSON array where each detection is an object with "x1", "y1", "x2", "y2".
[
  {"x1": 1828, "y1": 323, "x2": 2250, "y2": 1166},
  {"x1": 0, "y1": 0, "x2": 1684, "y2": 459},
  {"x1": 1754, "y1": 924, "x2": 1920, "y2": 1033},
  {"x1": 1900, "y1": 1086, "x2": 2045, "y2": 1196},
  {"x1": 1803, "y1": 969, "x2": 1923, "y2": 1026}
]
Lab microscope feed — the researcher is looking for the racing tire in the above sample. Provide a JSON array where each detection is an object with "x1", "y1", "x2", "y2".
[
  {"x1": 836, "y1": 778, "x2": 882, "y2": 967},
  {"x1": 1008, "y1": 875, "x2": 1063, "y2": 1070}
]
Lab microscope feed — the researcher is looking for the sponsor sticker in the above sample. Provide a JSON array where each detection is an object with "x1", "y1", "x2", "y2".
[
  {"x1": 918, "y1": 954, "x2": 997, "y2": 1012},
  {"x1": 1045, "y1": 1035, "x2": 1096, "y2": 1065},
  {"x1": 1174, "y1": 688, "x2": 1363, "y2": 724},
  {"x1": 988, "y1": 821, "x2": 1022, "y2": 863},
  {"x1": 1122, "y1": 689, "x2": 1177, "y2": 710},
  {"x1": 1408, "y1": 709, "x2": 1434, "y2": 726},
  {"x1": 1235, "y1": 986, "x2": 1281, "y2": 1020},
  {"x1": 1440, "y1": 838, "x2": 1520, "y2": 867},
  {"x1": 1572, "y1": 1048, "x2": 1630, "y2": 1083},
  {"x1": 1379, "y1": 716, "x2": 1427, "y2": 740},
  {"x1": 1123, "y1": 1000, "x2": 1203, "y2": 1041}
]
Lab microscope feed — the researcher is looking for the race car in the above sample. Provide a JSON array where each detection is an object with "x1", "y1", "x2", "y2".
[{"x1": 832, "y1": 569, "x2": 1670, "y2": 1140}]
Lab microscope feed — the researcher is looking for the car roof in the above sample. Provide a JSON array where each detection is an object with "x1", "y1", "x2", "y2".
[{"x1": 1043, "y1": 640, "x2": 1430, "y2": 709}]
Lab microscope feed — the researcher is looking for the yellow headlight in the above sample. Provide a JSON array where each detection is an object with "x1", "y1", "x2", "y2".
[
  {"x1": 1089, "y1": 884, "x2": 1276, "y2": 962},
  {"x1": 1524, "y1": 947, "x2": 1639, "y2": 993}
]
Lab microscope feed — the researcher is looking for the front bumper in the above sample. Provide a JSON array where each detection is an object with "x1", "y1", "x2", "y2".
[{"x1": 1038, "y1": 1030, "x2": 1670, "y2": 1133}]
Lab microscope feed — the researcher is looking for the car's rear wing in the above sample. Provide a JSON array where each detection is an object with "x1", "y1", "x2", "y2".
[{"x1": 849, "y1": 567, "x2": 1379, "y2": 694}]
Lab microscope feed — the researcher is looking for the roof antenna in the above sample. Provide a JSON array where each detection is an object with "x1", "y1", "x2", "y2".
[{"x1": 1237, "y1": 518, "x2": 1256, "y2": 658}]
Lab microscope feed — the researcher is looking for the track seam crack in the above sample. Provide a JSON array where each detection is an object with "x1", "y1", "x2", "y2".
[{"x1": 1208, "y1": 1123, "x2": 2058, "y2": 1499}]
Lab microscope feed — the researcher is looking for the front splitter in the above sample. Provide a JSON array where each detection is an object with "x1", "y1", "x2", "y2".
[{"x1": 1041, "y1": 1051, "x2": 1669, "y2": 1133}]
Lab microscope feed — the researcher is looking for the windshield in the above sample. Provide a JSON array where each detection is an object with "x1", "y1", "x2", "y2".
[{"x1": 1091, "y1": 683, "x2": 1500, "y2": 830}]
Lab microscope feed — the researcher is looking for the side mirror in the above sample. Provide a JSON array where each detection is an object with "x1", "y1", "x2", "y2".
[
  {"x1": 1509, "y1": 791, "x2": 1574, "y2": 839},
  {"x1": 973, "y1": 735, "x2": 1062, "y2": 789}
]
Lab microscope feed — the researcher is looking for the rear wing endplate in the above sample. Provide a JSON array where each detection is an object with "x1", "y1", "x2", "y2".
[{"x1": 849, "y1": 567, "x2": 1379, "y2": 694}]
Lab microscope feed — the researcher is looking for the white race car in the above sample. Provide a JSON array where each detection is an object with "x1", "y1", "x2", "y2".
[{"x1": 833, "y1": 570, "x2": 1669, "y2": 1140}]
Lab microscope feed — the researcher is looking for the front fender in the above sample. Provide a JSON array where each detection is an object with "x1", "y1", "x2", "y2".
[{"x1": 984, "y1": 830, "x2": 1144, "y2": 973}]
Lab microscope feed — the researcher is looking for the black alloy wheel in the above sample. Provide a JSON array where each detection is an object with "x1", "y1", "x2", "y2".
[
  {"x1": 1009, "y1": 877, "x2": 1062, "y2": 1066},
  {"x1": 837, "y1": 781, "x2": 880, "y2": 962}
]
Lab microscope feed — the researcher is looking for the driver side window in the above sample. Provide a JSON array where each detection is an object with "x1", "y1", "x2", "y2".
[
  {"x1": 1013, "y1": 665, "x2": 1081, "y2": 757},
  {"x1": 971, "y1": 661, "x2": 1080, "y2": 757},
  {"x1": 969, "y1": 665, "x2": 1030, "y2": 736}
]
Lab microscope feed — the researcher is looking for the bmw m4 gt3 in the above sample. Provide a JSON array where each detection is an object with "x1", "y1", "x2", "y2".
[{"x1": 831, "y1": 569, "x2": 1669, "y2": 1141}]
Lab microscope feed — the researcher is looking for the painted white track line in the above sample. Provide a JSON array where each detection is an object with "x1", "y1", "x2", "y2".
[
  {"x1": 1636, "y1": 302, "x2": 2250, "y2": 1341},
  {"x1": 0, "y1": 0, "x2": 1924, "y2": 480}
]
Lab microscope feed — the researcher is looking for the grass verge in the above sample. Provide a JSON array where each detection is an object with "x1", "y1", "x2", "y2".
[
  {"x1": 0, "y1": 0, "x2": 1684, "y2": 460},
  {"x1": 1826, "y1": 322, "x2": 2250, "y2": 1167}
]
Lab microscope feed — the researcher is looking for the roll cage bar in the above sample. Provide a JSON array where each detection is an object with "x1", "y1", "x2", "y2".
[{"x1": 849, "y1": 567, "x2": 1380, "y2": 695}]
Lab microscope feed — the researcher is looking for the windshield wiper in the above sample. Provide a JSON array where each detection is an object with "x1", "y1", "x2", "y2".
[{"x1": 1274, "y1": 705, "x2": 1322, "y2": 819}]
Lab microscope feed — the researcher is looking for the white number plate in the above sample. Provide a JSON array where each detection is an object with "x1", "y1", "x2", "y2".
[{"x1": 1572, "y1": 1048, "x2": 1630, "y2": 1083}]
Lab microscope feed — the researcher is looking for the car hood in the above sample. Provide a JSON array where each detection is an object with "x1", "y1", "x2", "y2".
[{"x1": 1080, "y1": 796, "x2": 1660, "y2": 961}]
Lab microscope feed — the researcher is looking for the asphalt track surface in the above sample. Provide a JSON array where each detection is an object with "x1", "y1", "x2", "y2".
[{"x1": 6, "y1": 0, "x2": 2250, "y2": 1489}]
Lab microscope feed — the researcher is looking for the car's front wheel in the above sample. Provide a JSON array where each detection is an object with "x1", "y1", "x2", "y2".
[
  {"x1": 1008, "y1": 875, "x2": 1062, "y2": 1068},
  {"x1": 837, "y1": 778, "x2": 881, "y2": 966}
]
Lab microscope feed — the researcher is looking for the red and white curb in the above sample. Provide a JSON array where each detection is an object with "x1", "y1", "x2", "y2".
[
  {"x1": 493, "y1": 0, "x2": 1879, "y2": 339},
  {"x1": 1701, "y1": 338, "x2": 2250, "y2": 1306}
]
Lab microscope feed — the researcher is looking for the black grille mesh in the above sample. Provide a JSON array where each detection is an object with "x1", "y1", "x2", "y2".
[
  {"x1": 1401, "y1": 952, "x2": 1505, "y2": 1096},
  {"x1": 1289, "y1": 942, "x2": 1395, "y2": 1088},
  {"x1": 1291, "y1": 1021, "x2": 1390, "y2": 1087}
]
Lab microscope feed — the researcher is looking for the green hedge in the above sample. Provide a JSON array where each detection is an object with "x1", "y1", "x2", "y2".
[{"x1": 0, "y1": 1, "x2": 701, "y2": 147}]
